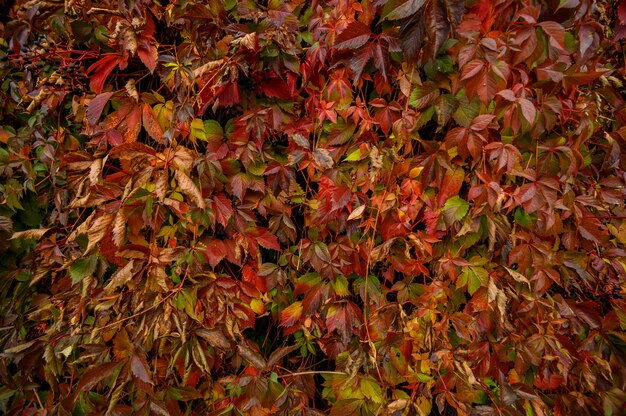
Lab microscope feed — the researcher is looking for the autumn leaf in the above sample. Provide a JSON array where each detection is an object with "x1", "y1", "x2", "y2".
[
  {"x1": 87, "y1": 54, "x2": 126, "y2": 93},
  {"x1": 174, "y1": 170, "x2": 206, "y2": 209},
  {"x1": 334, "y1": 21, "x2": 371, "y2": 50},
  {"x1": 280, "y1": 301, "x2": 303, "y2": 327},
  {"x1": 87, "y1": 92, "x2": 116, "y2": 126}
]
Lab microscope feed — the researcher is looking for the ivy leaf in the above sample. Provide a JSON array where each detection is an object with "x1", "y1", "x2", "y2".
[
  {"x1": 142, "y1": 103, "x2": 164, "y2": 143},
  {"x1": 518, "y1": 98, "x2": 536, "y2": 124},
  {"x1": 383, "y1": 0, "x2": 427, "y2": 21},
  {"x1": 204, "y1": 120, "x2": 224, "y2": 141},
  {"x1": 69, "y1": 254, "x2": 98, "y2": 284},
  {"x1": 67, "y1": 362, "x2": 120, "y2": 406},
  {"x1": 87, "y1": 54, "x2": 126, "y2": 93},
  {"x1": 237, "y1": 343, "x2": 267, "y2": 369},
  {"x1": 130, "y1": 354, "x2": 152, "y2": 384},
  {"x1": 398, "y1": 0, "x2": 464, "y2": 61},
  {"x1": 190, "y1": 118, "x2": 207, "y2": 141},
  {"x1": 256, "y1": 229, "x2": 280, "y2": 251},
  {"x1": 104, "y1": 259, "x2": 135, "y2": 294},
  {"x1": 313, "y1": 148, "x2": 335, "y2": 169},
  {"x1": 442, "y1": 196, "x2": 469, "y2": 223},
  {"x1": 87, "y1": 92, "x2": 115, "y2": 126},
  {"x1": 174, "y1": 170, "x2": 206, "y2": 209},
  {"x1": 334, "y1": 21, "x2": 371, "y2": 50},
  {"x1": 206, "y1": 240, "x2": 226, "y2": 268},
  {"x1": 280, "y1": 301, "x2": 303, "y2": 327},
  {"x1": 212, "y1": 194, "x2": 233, "y2": 228},
  {"x1": 408, "y1": 81, "x2": 440, "y2": 109}
]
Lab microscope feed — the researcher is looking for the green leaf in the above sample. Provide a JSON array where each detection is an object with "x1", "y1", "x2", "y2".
[
  {"x1": 360, "y1": 377, "x2": 383, "y2": 403},
  {"x1": 442, "y1": 196, "x2": 469, "y2": 223},
  {"x1": 190, "y1": 118, "x2": 207, "y2": 141},
  {"x1": 467, "y1": 266, "x2": 488, "y2": 295},
  {"x1": 204, "y1": 120, "x2": 223, "y2": 141},
  {"x1": 332, "y1": 275, "x2": 350, "y2": 297},
  {"x1": 408, "y1": 81, "x2": 440, "y2": 110},
  {"x1": 344, "y1": 148, "x2": 362, "y2": 161},
  {"x1": 417, "y1": 373, "x2": 434, "y2": 382},
  {"x1": 514, "y1": 208, "x2": 534, "y2": 228},
  {"x1": 70, "y1": 255, "x2": 98, "y2": 284},
  {"x1": 247, "y1": 161, "x2": 267, "y2": 176}
]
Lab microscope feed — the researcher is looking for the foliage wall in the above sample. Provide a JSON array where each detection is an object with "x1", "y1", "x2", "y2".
[{"x1": 1, "y1": 0, "x2": 626, "y2": 414}]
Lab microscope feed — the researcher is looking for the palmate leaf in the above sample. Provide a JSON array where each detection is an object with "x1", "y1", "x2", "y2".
[
  {"x1": 3, "y1": 0, "x2": 626, "y2": 414},
  {"x1": 396, "y1": 0, "x2": 464, "y2": 61}
]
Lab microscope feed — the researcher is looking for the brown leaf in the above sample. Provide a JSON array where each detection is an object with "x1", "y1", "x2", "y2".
[
  {"x1": 142, "y1": 103, "x2": 164, "y2": 143},
  {"x1": 174, "y1": 170, "x2": 206, "y2": 209},
  {"x1": 237, "y1": 342, "x2": 267, "y2": 369},
  {"x1": 313, "y1": 148, "x2": 334, "y2": 169},
  {"x1": 154, "y1": 170, "x2": 168, "y2": 201},
  {"x1": 11, "y1": 228, "x2": 52, "y2": 240},
  {"x1": 130, "y1": 354, "x2": 152, "y2": 384},
  {"x1": 113, "y1": 329, "x2": 133, "y2": 360},
  {"x1": 196, "y1": 328, "x2": 230, "y2": 350},
  {"x1": 125, "y1": 79, "x2": 139, "y2": 101},
  {"x1": 113, "y1": 209, "x2": 127, "y2": 247},
  {"x1": 384, "y1": 0, "x2": 427, "y2": 20},
  {"x1": 86, "y1": 213, "x2": 114, "y2": 253},
  {"x1": 104, "y1": 259, "x2": 135, "y2": 294},
  {"x1": 67, "y1": 362, "x2": 120, "y2": 407}
]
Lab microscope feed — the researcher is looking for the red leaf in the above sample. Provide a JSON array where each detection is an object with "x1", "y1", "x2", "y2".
[
  {"x1": 142, "y1": 103, "x2": 164, "y2": 142},
  {"x1": 334, "y1": 20, "x2": 371, "y2": 50},
  {"x1": 539, "y1": 21, "x2": 565, "y2": 50},
  {"x1": 477, "y1": 69, "x2": 498, "y2": 104},
  {"x1": 348, "y1": 43, "x2": 373, "y2": 82},
  {"x1": 212, "y1": 194, "x2": 233, "y2": 228},
  {"x1": 619, "y1": 0, "x2": 626, "y2": 23},
  {"x1": 87, "y1": 54, "x2": 125, "y2": 94},
  {"x1": 137, "y1": 42, "x2": 158, "y2": 73},
  {"x1": 259, "y1": 72, "x2": 293, "y2": 100},
  {"x1": 119, "y1": 104, "x2": 142, "y2": 143},
  {"x1": 331, "y1": 185, "x2": 352, "y2": 212},
  {"x1": 280, "y1": 301, "x2": 303, "y2": 327},
  {"x1": 470, "y1": 114, "x2": 495, "y2": 131},
  {"x1": 518, "y1": 98, "x2": 536, "y2": 124},
  {"x1": 256, "y1": 229, "x2": 280, "y2": 251},
  {"x1": 230, "y1": 173, "x2": 248, "y2": 201},
  {"x1": 216, "y1": 81, "x2": 241, "y2": 107},
  {"x1": 384, "y1": 0, "x2": 427, "y2": 20},
  {"x1": 461, "y1": 60, "x2": 484, "y2": 80},
  {"x1": 325, "y1": 301, "x2": 363, "y2": 343},
  {"x1": 372, "y1": 43, "x2": 388, "y2": 81},
  {"x1": 563, "y1": 70, "x2": 606, "y2": 87},
  {"x1": 87, "y1": 92, "x2": 115, "y2": 126},
  {"x1": 206, "y1": 240, "x2": 226, "y2": 267}
]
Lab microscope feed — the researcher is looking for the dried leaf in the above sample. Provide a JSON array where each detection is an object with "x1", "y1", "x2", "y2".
[
  {"x1": 313, "y1": 148, "x2": 334, "y2": 169},
  {"x1": 11, "y1": 228, "x2": 52, "y2": 240},
  {"x1": 104, "y1": 260, "x2": 135, "y2": 294},
  {"x1": 174, "y1": 170, "x2": 206, "y2": 209}
]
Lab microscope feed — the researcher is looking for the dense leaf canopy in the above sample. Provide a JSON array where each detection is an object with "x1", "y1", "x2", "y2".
[{"x1": 1, "y1": 0, "x2": 626, "y2": 415}]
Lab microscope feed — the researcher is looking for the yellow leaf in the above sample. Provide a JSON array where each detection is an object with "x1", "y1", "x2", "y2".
[{"x1": 347, "y1": 204, "x2": 366, "y2": 221}]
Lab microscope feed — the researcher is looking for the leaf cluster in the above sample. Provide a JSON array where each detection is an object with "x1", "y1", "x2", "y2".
[{"x1": 1, "y1": 0, "x2": 626, "y2": 415}]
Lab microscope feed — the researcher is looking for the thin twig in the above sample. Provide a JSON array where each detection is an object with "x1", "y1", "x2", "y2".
[{"x1": 87, "y1": 7, "x2": 124, "y2": 17}]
